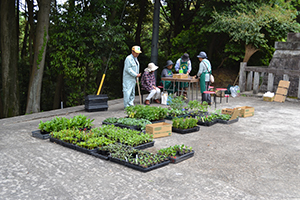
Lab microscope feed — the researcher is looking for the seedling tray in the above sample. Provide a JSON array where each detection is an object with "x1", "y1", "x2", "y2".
[
  {"x1": 188, "y1": 111, "x2": 208, "y2": 118},
  {"x1": 169, "y1": 150, "x2": 194, "y2": 164},
  {"x1": 217, "y1": 117, "x2": 239, "y2": 124},
  {"x1": 75, "y1": 146, "x2": 96, "y2": 155},
  {"x1": 90, "y1": 149, "x2": 110, "y2": 160},
  {"x1": 125, "y1": 160, "x2": 170, "y2": 172},
  {"x1": 165, "y1": 113, "x2": 189, "y2": 120},
  {"x1": 197, "y1": 119, "x2": 218, "y2": 126},
  {"x1": 102, "y1": 121, "x2": 117, "y2": 126},
  {"x1": 151, "y1": 119, "x2": 166, "y2": 124},
  {"x1": 172, "y1": 126, "x2": 200, "y2": 134},
  {"x1": 133, "y1": 141, "x2": 155, "y2": 150},
  {"x1": 32, "y1": 130, "x2": 50, "y2": 140},
  {"x1": 49, "y1": 137, "x2": 62, "y2": 145},
  {"x1": 109, "y1": 157, "x2": 128, "y2": 166}
]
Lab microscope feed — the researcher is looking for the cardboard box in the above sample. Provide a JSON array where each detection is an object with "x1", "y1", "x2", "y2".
[
  {"x1": 263, "y1": 96, "x2": 274, "y2": 102},
  {"x1": 173, "y1": 74, "x2": 189, "y2": 79},
  {"x1": 237, "y1": 106, "x2": 254, "y2": 117},
  {"x1": 145, "y1": 122, "x2": 172, "y2": 138},
  {"x1": 221, "y1": 108, "x2": 234, "y2": 115}
]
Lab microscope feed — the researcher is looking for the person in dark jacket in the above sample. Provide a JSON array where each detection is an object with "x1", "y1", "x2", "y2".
[
  {"x1": 161, "y1": 60, "x2": 175, "y2": 93},
  {"x1": 141, "y1": 63, "x2": 161, "y2": 105}
]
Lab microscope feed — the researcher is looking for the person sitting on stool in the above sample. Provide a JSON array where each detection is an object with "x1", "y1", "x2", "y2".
[
  {"x1": 141, "y1": 63, "x2": 161, "y2": 105},
  {"x1": 161, "y1": 60, "x2": 176, "y2": 94}
]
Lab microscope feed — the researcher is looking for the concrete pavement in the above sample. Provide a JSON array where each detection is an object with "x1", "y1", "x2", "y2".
[{"x1": 0, "y1": 95, "x2": 299, "y2": 200}]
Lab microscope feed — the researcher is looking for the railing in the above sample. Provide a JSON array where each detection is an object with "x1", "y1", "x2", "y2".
[{"x1": 239, "y1": 62, "x2": 300, "y2": 98}]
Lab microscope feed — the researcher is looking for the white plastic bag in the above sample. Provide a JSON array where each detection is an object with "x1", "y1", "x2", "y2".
[
  {"x1": 230, "y1": 86, "x2": 240, "y2": 98},
  {"x1": 161, "y1": 92, "x2": 168, "y2": 105}
]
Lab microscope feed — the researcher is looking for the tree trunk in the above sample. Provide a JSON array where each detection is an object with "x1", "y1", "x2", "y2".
[
  {"x1": 135, "y1": 0, "x2": 147, "y2": 45},
  {"x1": 53, "y1": 73, "x2": 64, "y2": 109},
  {"x1": 0, "y1": 0, "x2": 20, "y2": 118},
  {"x1": 243, "y1": 44, "x2": 259, "y2": 62},
  {"x1": 26, "y1": 0, "x2": 51, "y2": 114},
  {"x1": 26, "y1": 0, "x2": 35, "y2": 69}
]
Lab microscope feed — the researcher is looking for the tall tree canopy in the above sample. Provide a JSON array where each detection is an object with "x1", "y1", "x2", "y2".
[{"x1": 1, "y1": 0, "x2": 300, "y2": 118}]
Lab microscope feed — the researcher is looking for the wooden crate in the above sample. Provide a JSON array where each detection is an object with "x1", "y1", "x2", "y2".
[
  {"x1": 173, "y1": 74, "x2": 189, "y2": 79},
  {"x1": 274, "y1": 80, "x2": 290, "y2": 103}
]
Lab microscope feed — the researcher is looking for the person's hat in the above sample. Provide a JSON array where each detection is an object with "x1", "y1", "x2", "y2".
[
  {"x1": 181, "y1": 53, "x2": 190, "y2": 62},
  {"x1": 132, "y1": 46, "x2": 142, "y2": 53},
  {"x1": 164, "y1": 60, "x2": 174, "y2": 68},
  {"x1": 197, "y1": 51, "x2": 207, "y2": 59},
  {"x1": 146, "y1": 63, "x2": 159, "y2": 72}
]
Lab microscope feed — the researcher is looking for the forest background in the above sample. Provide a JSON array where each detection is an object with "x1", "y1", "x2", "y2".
[{"x1": 1, "y1": 0, "x2": 300, "y2": 119}]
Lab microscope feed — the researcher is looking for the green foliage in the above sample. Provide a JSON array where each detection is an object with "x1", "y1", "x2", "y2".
[
  {"x1": 167, "y1": 94, "x2": 186, "y2": 110},
  {"x1": 91, "y1": 125, "x2": 153, "y2": 147},
  {"x1": 36, "y1": 27, "x2": 48, "y2": 66},
  {"x1": 125, "y1": 105, "x2": 168, "y2": 121},
  {"x1": 48, "y1": 1, "x2": 127, "y2": 106},
  {"x1": 157, "y1": 144, "x2": 193, "y2": 157},
  {"x1": 38, "y1": 114, "x2": 94, "y2": 133},
  {"x1": 210, "y1": 2, "x2": 300, "y2": 60},
  {"x1": 187, "y1": 100, "x2": 209, "y2": 113},
  {"x1": 172, "y1": 117, "x2": 198, "y2": 129}
]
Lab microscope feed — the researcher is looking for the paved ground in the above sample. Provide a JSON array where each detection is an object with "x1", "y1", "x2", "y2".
[{"x1": 0, "y1": 95, "x2": 300, "y2": 200}]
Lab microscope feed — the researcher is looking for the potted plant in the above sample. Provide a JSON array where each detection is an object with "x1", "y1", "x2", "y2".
[
  {"x1": 165, "y1": 94, "x2": 189, "y2": 119},
  {"x1": 215, "y1": 109, "x2": 239, "y2": 124},
  {"x1": 125, "y1": 105, "x2": 168, "y2": 122},
  {"x1": 196, "y1": 113, "x2": 219, "y2": 126},
  {"x1": 102, "y1": 117, "x2": 118, "y2": 125},
  {"x1": 187, "y1": 100, "x2": 209, "y2": 117},
  {"x1": 172, "y1": 117, "x2": 200, "y2": 134},
  {"x1": 34, "y1": 115, "x2": 94, "y2": 139},
  {"x1": 157, "y1": 144, "x2": 194, "y2": 164}
]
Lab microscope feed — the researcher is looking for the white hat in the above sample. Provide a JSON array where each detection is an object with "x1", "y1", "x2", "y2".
[
  {"x1": 145, "y1": 63, "x2": 158, "y2": 72},
  {"x1": 132, "y1": 46, "x2": 142, "y2": 53}
]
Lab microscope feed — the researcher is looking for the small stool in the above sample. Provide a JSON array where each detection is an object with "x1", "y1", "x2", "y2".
[
  {"x1": 203, "y1": 91, "x2": 216, "y2": 108},
  {"x1": 216, "y1": 88, "x2": 227, "y2": 104},
  {"x1": 225, "y1": 94, "x2": 229, "y2": 103}
]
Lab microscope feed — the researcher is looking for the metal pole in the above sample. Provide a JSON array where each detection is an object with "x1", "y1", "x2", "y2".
[{"x1": 151, "y1": 0, "x2": 160, "y2": 79}]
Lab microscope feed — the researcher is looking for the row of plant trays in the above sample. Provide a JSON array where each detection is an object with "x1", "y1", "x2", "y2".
[{"x1": 32, "y1": 127, "x2": 91, "y2": 140}]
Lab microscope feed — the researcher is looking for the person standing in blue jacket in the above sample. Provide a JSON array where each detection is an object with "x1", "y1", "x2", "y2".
[{"x1": 123, "y1": 46, "x2": 142, "y2": 108}]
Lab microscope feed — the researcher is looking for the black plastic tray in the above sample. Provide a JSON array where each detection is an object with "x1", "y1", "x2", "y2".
[
  {"x1": 75, "y1": 146, "x2": 96, "y2": 155},
  {"x1": 32, "y1": 130, "x2": 50, "y2": 139},
  {"x1": 217, "y1": 117, "x2": 239, "y2": 124},
  {"x1": 165, "y1": 113, "x2": 189, "y2": 120},
  {"x1": 151, "y1": 119, "x2": 166, "y2": 124},
  {"x1": 109, "y1": 156, "x2": 128, "y2": 166},
  {"x1": 169, "y1": 150, "x2": 194, "y2": 164},
  {"x1": 90, "y1": 149, "x2": 110, "y2": 160},
  {"x1": 126, "y1": 160, "x2": 170, "y2": 172},
  {"x1": 197, "y1": 119, "x2": 218, "y2": 126},
  {"x1": 188, "y1": 111, "x2": 209, "y2": 118},
  {"x1": 132, "y1": 141, "x2": 155, "y2": 150},
  {"x1": 102, "y1": 121, "x2": 117, "y2": 126},
  {"x1": 172, "y1": 126, "x2": 200, "y2": 134},
  {"x1": 49, "y1": 137, "x2": 62, "y2": 145}
]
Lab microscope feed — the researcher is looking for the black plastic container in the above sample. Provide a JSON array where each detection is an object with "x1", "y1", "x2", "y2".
[{"x1": 85, "y1": 94, "x2": 108, "y2": 112}]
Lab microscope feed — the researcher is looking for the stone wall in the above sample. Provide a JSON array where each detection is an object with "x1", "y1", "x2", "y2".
[{"x1": 260, "y1": 33, "x2": 300, "y2": 97}]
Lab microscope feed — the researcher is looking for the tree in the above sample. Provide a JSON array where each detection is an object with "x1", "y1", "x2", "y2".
[
  {"x1": 26, "y1": 0, "x2": 51, "y2": 114},
  {"x1": 210, "y1": 2, "x2": 300, "y2": 62},
  {"x1": 49, "y1": 0, "x2": 127, "y2": 107},
  {"x1": 0, "y1": 0, "x2": 20, "y2": 118}
]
